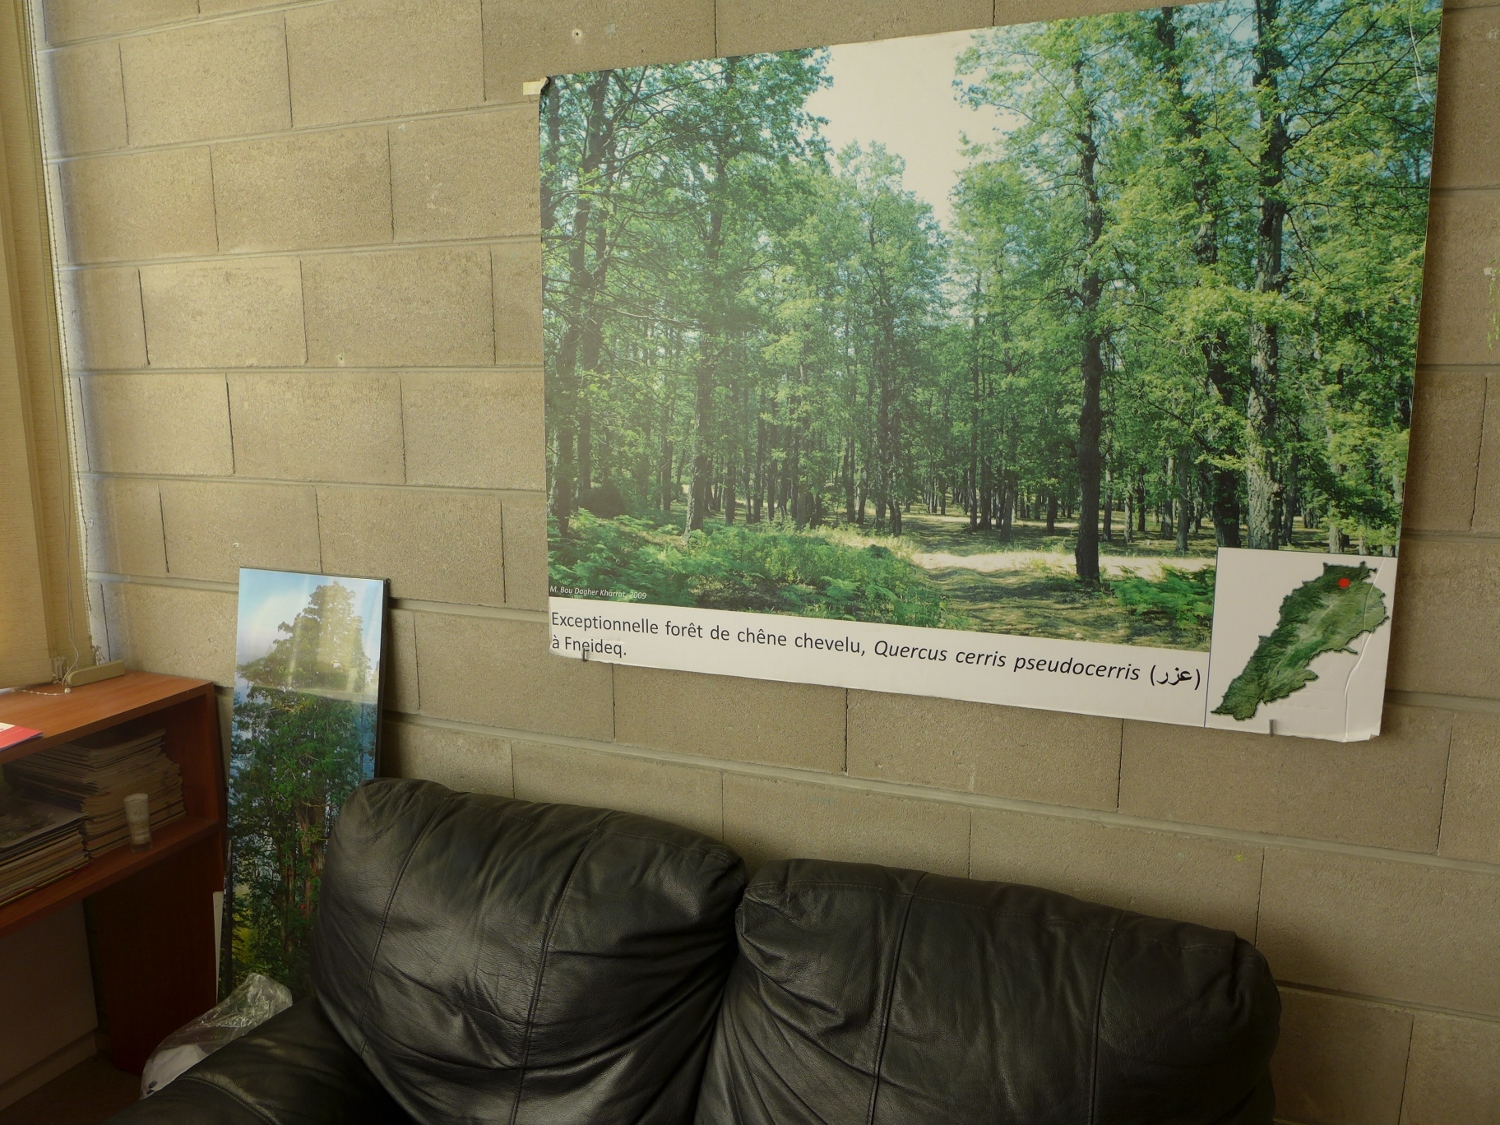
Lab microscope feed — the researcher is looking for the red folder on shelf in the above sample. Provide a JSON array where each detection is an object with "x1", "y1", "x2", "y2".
[{"x1": 0, "y1": 723, "x2": 42, "y2": 752}]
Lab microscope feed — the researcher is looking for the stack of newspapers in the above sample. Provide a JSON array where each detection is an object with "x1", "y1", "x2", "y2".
[
  {"x1": 0, "y1": 796, "x2": 86, "y2": 908},
  {"x1": 5, "y1": 728, "x2": 185, "y2": 857}
]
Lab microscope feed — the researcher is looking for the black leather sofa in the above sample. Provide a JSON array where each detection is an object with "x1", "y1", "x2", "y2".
[{"x1": 109, "y1": 778, "x2": 1280, "y2": 1124}]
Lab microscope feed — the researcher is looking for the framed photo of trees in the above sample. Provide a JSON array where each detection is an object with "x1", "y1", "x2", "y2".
[
  {"x1": 224, "y1": 569, "x2": 386, "y2": 995},
  {"x1": 541, "y1": 0, "x2": 1441, "y2": 741}
]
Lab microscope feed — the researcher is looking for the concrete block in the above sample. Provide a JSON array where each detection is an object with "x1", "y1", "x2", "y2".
[
  {"x1": 303, "y1": 247, "x2": 494, "y2": 367},
  {"x1": 199, "y1": 0, "x2": 286, "y2": 11},
  {"x1": 493, "y1": 241, "x2": 543, "y2": 366},
  {"x1": 1119, "y1": 705, "x2": 1451, "y2": 853},
  {"x1": 993, "y1": 0, "x2": 1171, "y2": 25},
  {"x1": 1386, "y1": 537, "x2": 1500, "y2": 698},
  {"x1": 227, "y1": 372, "x2": 404, "y2": 484},
  {"x1": 316, "y1": 486, "x2": 506, "y2": 607},
  {"x1": 1271, "y1": 989, "x2": 1412, "y2": 1125},
  {"x1": 57, "y1": 149, "x2": 216, "y2": 264},
  {"x1": 81, "y1": 477, "x2": 165, "y2": 577},
  {"x1": 140, "y1": 258, "x2": 306, "y2": 368},
  {"x1": 722, "y1": 774, "x2": 970, "y2": 877},
  {"x1": 213, "y1": 128, "x2": 392, "y2": 253},
  {"x1": 384, "y1": 721, "x2": 512, "y2": 795},
  {"x1": 969, "y1": 808, "x2": 1261, "y2": 938},
  {"x1": 1430, "y1": 6, "x2": 1500, "y2": 191},
  {"x1": 286, "y1": 0, "x2": 484, "y2": 127},
  {"x1": 1402, "y1": 371, "x2": 1482, "y2": 532},
  {"x1": 501, "y1": 490, "x2": 547, "y2": 609},
  {"x1": 482, "y1": 0, "x2": 714, "y2": 105},
  {"x1": 400, "y1": 371, "x2": 544, "y2": 490},
  {"x1": 43, "y1": 0, "x2": 196, "y2": 45},
  {"x1": 1400, "y1": 1012, "x2": 1500, "y2": 1125},
  {"x1": 718, "y1": 0, "x2": 990, "y2": 54},
  {"x1": 1416, "y1": 191, "x2": 1500, "y2": 368},
  {"x1": 159, "y1": 480, "x2": 320, "y2": 582},
  {"x1": 60, "y1": 267, "x2": 145, "y2": 371},
  {"x1": 386, "y1": 608, "x2": 420, "y2": 713},
  {"x1": 1474, "y1": 373, "x2": 1500, "y2": 534},
  {"x1": 100, "y1": 581, "x2": 236, "y2": 684},
  {"x1": 1438, "y1": 711, "x2": 1500, "y2": 865},
  {"x1": 390, "y1": 109, "x2": 539, "y2": 242},
  {"x1": 1257, "y1": 847, "x2": 1500, "y2": 1015},
  {"x1": 120, "y1": 14, "x2": 290, "y2": 146},
  {"x1": 44, "y1": 42, "x2": 128, "y2": 156},
  {"x1": 847, "y1": 691, "x2": 1120, "y2": 809},
  {"x1": 414, "y1": 614, "x2": 614, "y2": 740},
  {"x1": 615, "y1": 666, "x2": 845, "y2": 771},
  {"x1": 81, "y1": 373, "x2": 232, "y2": 476},
  {"x1": 512, "y1": 740, "x2": 721, "y2": 840}
]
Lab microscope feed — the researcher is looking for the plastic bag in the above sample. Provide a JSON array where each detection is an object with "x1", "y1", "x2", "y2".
[{"x1": 140, "y1": 973, "x2": 293, "y2": 1098}]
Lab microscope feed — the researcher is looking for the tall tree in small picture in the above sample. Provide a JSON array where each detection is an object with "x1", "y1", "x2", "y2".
[{"x1": 227, "y1": 580, "x2": 380, "y2": 996}]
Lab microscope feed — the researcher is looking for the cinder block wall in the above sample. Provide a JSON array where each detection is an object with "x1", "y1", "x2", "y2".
[{"x1": 30, "y1": 0, "x2": 1500, "y2": 1117}]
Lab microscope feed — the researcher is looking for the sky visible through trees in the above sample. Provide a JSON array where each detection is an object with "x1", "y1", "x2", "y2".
[{"x1": 543, "y1": 0, "x2": 1440, "y2": 649}]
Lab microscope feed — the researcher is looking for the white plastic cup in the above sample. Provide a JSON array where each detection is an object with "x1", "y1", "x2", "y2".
[{"x1": 124, "y1": 792, "x2": 152, "y2": 851}]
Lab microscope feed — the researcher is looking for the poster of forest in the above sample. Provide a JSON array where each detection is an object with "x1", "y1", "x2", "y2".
[
  {"x1": 224, "y1": 570, "x2": 385, "y2": 996},
  {"x1": 542, "y1": 0, "x2": 1441, "y2": 739}
]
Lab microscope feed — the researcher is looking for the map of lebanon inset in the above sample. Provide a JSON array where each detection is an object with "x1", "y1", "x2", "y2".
[{"x1": 1212, "y1": 562, "x2": 1389, "y2": 722}]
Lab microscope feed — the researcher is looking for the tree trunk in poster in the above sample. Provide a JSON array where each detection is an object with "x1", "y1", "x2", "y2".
[
  {"x1": 548, "y1": 73, "x2": 612, "y2": 537},
  {"x1": 1248, "y1": 0, "x2": 1288, "y2": 551},
  {"x1": 1074, "y1": 60, "x2": 1105, "y2": 587}
]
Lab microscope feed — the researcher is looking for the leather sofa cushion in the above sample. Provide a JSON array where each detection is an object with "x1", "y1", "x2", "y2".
[
  {"x1": 695, "y1": 859, "x2": 1280, "y2": 1125},
  {"x1": 312, "y1": 779, "x2": 745, "y2": 1125},
  {"x1": 105, "y1": 998, "x2": 413, "y2": 1125}
]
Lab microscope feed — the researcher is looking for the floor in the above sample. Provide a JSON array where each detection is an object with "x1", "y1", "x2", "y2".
[{"x1": 0, "y1": 1055, "x2": 138, "y2": 1125}]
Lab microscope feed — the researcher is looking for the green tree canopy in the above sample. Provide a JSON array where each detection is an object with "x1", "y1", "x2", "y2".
[{"x1": 239, "y1": 582, "x2": 372, "y2": 696}]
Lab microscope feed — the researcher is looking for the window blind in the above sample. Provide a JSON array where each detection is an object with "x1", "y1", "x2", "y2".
[{"x1": 0, "y1": 0, "x2": 89, "y2": 689}]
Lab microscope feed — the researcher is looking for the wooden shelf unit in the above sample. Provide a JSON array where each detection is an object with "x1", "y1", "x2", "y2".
[{"x1": 0, "y1": 672, "x2": 226, "y2": 1073}]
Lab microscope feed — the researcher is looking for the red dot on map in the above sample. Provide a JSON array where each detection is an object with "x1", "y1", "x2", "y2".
[{"x1": 1338, "y1": 577, "x2": 1351, "y2": 588}]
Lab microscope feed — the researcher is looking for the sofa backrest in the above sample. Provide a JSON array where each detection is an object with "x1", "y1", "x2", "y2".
[
  {"x1": 312, "y1": 779, "x2": 746, "y2": 1125},
  {"x1": 694, "y1": 859, "x2": 1280, "y2": 1125}
]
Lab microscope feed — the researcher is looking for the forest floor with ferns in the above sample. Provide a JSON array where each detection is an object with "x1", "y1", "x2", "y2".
[
  {"x1": 895, "y1": 512, "x2": 1215, "y2": 650},
  {"x1": 552, "y1": 505, "x2": 1230, "y2": 651}
]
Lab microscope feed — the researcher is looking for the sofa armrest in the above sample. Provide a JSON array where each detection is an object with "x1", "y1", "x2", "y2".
[{"x1": 105, "y1": 997, "x2": 413, "y2": 1125}]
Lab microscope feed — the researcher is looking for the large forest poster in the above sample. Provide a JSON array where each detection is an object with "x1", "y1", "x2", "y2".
[{"x1": 541, "y1": 0, "x2": 1441, "y2": 741}]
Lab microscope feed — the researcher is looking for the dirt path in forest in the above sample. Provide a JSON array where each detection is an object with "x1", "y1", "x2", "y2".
[
  {"x1": 887, "y1": 511, "x2": 1214, "y2": 648},
  {"x1": 909, "y1": 548, "x2": 1214, "y2": 576},
  {"x1": 901, "y1": 513, "x2": 1214, "y2": 578}
]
